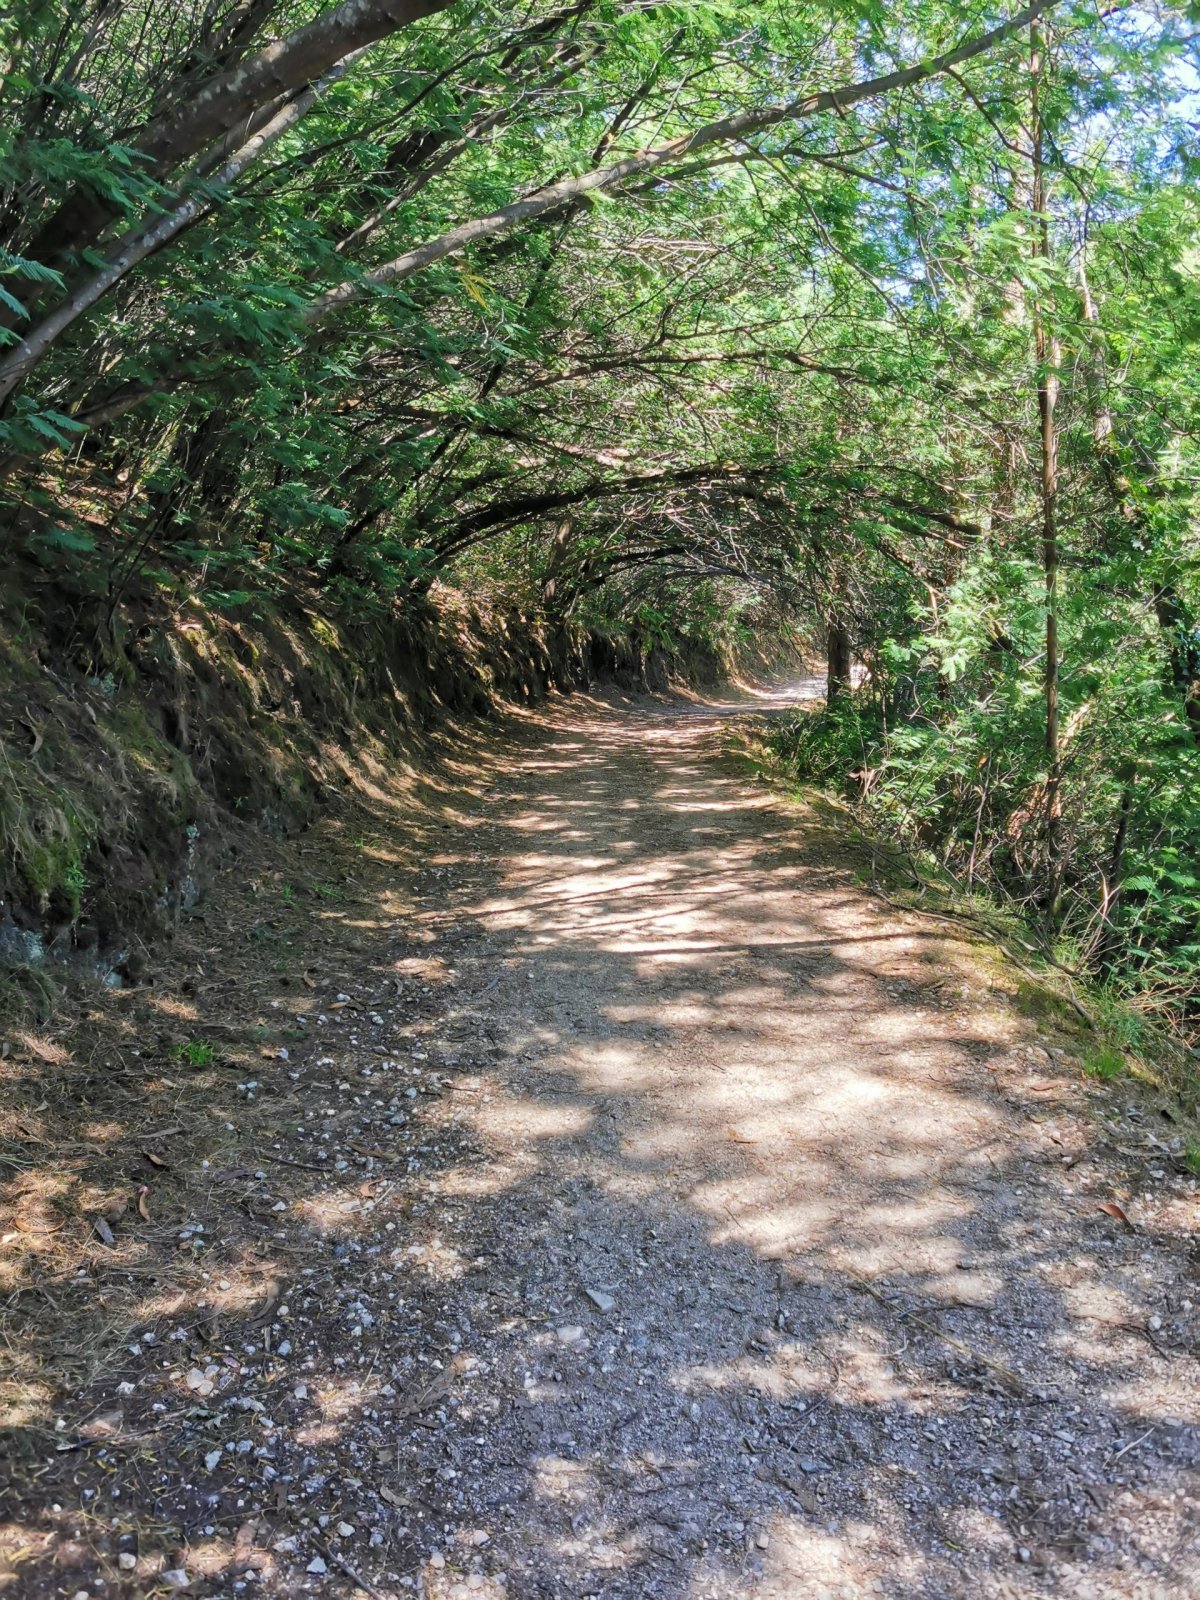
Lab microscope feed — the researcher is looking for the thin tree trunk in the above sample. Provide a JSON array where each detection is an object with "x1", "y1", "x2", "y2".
[
  {"x1": 0, "y1": 57, "x2": 364, "y2": 407},
  {"x1": 826, "y1": 617, "x2": 852, "y2": 706},
  {"x1": 1031, "y1": 17, "x2": 1061, "y2": 914},
  {"x1": 17, "y1": 0, "x2": 458, "y2": 276},
  {"x1": 1075, "y1": 250, "x2": 1121, "y2": 498},
  {"x1": 1097, "y1": 780, "x2": 1133, "y2": 972}
]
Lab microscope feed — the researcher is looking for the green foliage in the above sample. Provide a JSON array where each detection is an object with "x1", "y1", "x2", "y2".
[
  {"x1": 0, "y1": 395, "x2": 88, "y2": 452},
  {"x1": 770, "y1": 703, "x2": 884, "y2": 790},
  {"x1": 171, "y1": 1039, "x2": 217, "y2": 1068},
  {"x1": 773, "y1": 526, "x2": 1200, "y2": 1036},
  {"x1": 0, "y1": 0, "x2": 1198, "y2": 1038},
  {"x1": 1083, "y1": 1044, "x2": 1125, "y2": 1081}
]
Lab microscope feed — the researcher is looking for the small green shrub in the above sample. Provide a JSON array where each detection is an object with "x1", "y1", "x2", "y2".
[
  {"x1": 1083, "y1": 1044, "x2": 1125, "y2": 1081},
  {"x1": 769, "y1": 701, "x2": 884, "y2": 790},
  {"x1": 171, "y1": 1039, "x2": 217, "y2": 1067}
]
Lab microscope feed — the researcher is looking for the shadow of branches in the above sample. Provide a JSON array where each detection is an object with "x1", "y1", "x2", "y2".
[{"x1": 2, "y1": 685, "x2": 1197, "y2": 1599}]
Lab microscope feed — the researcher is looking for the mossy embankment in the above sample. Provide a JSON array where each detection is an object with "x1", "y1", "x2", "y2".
[{"x1": 0, "y1": 562, "x2": 724, "y2": 1008}]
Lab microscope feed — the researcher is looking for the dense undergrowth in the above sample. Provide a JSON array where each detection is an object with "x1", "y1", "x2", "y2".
[{"x1": 771, "y1": 603, "x2": 1200, "y2": 1051}]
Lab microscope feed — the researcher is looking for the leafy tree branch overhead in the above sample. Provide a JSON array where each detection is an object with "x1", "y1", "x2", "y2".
[{"x1": 0, "y1": 0, "x2": 1057, "y2": 407}]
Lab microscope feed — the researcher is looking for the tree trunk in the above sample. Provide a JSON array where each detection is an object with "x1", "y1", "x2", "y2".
[
  {"x1": 826, "y1": 617, "x2": 852, "y2": 707},
  {"x1": 0, "y1": 62, "x2": 361, "y2": 407},
  {"x1": 1097, "y1": 781, "x2": 1134, "y2": 972},
  {"x1": 1031, "y1": 17, "x2": 1062, "y2": 915},
  {"x1": 16, "y1": 0, "x2": 458, "y2": 277},
  {"x1": 1152, "y1": 589, "x2": 1200, "y2": 741}
]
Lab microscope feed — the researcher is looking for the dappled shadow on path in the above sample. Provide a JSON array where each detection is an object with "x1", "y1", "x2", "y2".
[{"x1": 2, "y1": 685, "x2": 1197, "y2": 1599}]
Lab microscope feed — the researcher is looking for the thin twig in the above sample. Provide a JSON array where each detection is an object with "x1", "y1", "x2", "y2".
[
  {"x1": 312, "y1": 1540, "x2": 387, "y2": 1600},
  {"x1": 1106, "y1": 1425, "x2": 1155, "y2": 1468},
  {"x1": 259, "y1": 1151, "x2": 330, "y2": 1173},
  {"x1": 850, "y1": 1273, "x2": 1025, "y2": 1389}
]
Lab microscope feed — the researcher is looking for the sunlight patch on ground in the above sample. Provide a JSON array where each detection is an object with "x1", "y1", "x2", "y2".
[
  {"x1": 393, "y1": 1236, "x2": 468, "y2": 1278},
  {"x1": 690, "y1": 1512, "x2": 924, "y2": 1599},
  {"x1": 833, "y1": 1220, "x2": 969, "y2": 1279},
  {"x1": 833, "y1": 1334, "x2": 914, "y2": 1405},
  {"x1": 295, "y1": 1186, "x2": 380, "y2": 1233},
  {"x1": 674, "y1": 1348, "x2": 827, "y2": 1402},
  {"x1": 147, "y1": 996, "x2": 201, "y2": 1022},
  {"x1": 702, "y1": 1194, "x2": 845, "y2": 1257},
  {"x1": 428, "y1": 1160, "x2": 524, "y2": 1200},
  {"x1": 467, "y1": 1093, "x2": 594, "y2": 1143},
  {"x1": 566, "y1": 1042, "x2": 664, "y2": 1094},
  {"x1": 925, "y1": 1264, "x2": 1001, "y2": 1305}
]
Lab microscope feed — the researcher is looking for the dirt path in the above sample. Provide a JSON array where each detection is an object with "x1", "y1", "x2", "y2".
[{"x1": 4, "y1": 687, "x2": 1198, "y2": 1598}]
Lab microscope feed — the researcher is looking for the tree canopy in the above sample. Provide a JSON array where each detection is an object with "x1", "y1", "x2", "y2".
[{"x1": 2, "y1": 0, "x2": 1200, "y2": 1031}]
